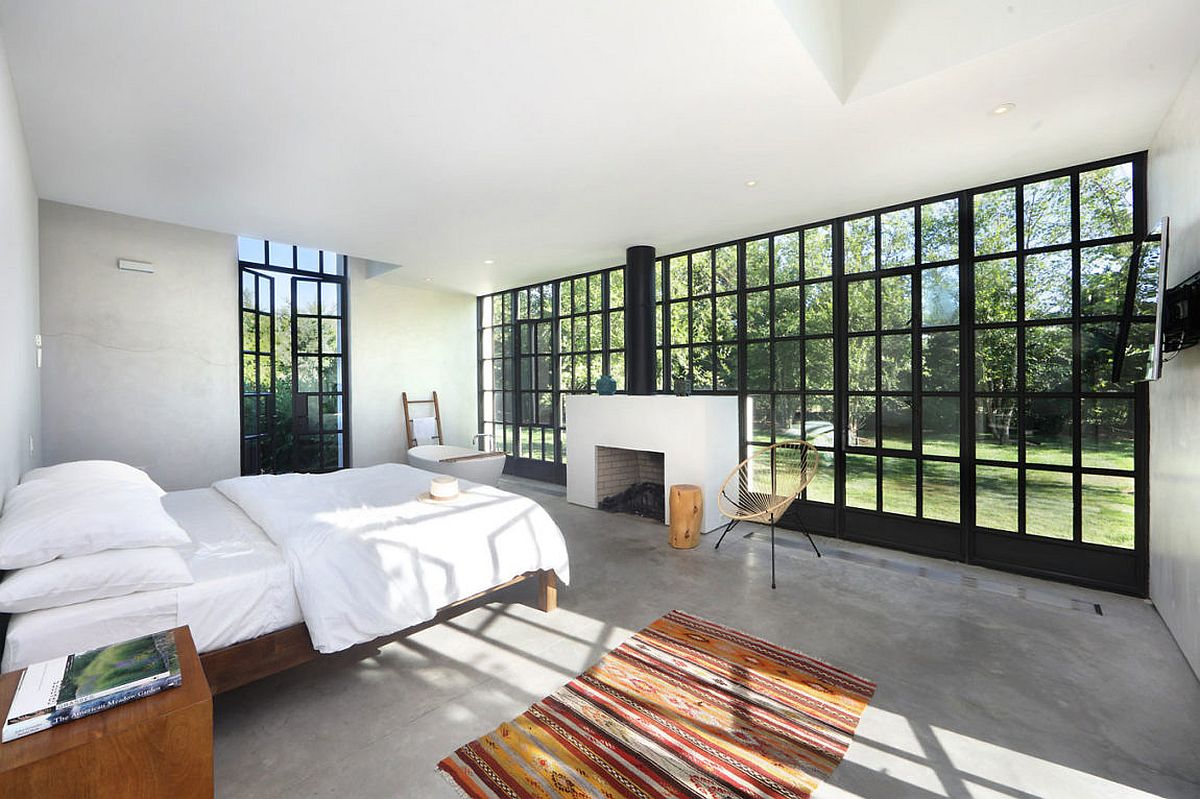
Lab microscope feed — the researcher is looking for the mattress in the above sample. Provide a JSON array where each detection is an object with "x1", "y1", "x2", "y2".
[{"x1": 2, "y1": 488, "x2": 303, "y2": 672}]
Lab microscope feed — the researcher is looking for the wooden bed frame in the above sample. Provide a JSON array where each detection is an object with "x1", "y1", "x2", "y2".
[{"x1": 199, "y1": 568, "x2": 558, "y2": 695}]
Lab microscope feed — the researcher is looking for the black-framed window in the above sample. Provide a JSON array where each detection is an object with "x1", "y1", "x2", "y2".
[
  {"x1": 476, "y1": 153, "x2": 1151, "y2": 592},
  {"x1": 968, "y1": 160, "x2": 1146, "y2": 550},
  {"x1": 477, "y1": 265, "x2": 625, "y2": 479},
  {"x1": 238, "y1": 238, "x2": 350, "y2": 475}
]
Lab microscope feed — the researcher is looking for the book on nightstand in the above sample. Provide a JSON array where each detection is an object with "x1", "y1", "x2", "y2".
[{"x1": 2, "y1": 629, "x2": 182, "y2": 742}]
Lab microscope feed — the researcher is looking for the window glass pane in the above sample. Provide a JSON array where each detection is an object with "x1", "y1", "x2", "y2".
[
  {"x1": 774, "y1": 233, "x2": 799, "y2": 284},
  {"x1": 922, "y1": 331, "x2": 959, "y2": 392},
  {"x1": 1023, "y1": 176, "x2": 1072, "y2": 248},
  {"x1": 975, "y1": 258, "x2": 1018, "y2": 323},
  {"x1": 669, "y1": 256, "x2": 689, "y2": 300},
  {"x1": 296, "y1": 281, "x2": 319, "y2": 314},
  {"x1": 976, "y1": 465, "x2": 1018, "y2": 531},
  {"x1": 923, "y1": 396, "x2": 959, "y2": 456},
  {"x1": 690, "y1": 251, "x2": 712, "y2": 295},
  {"x1": 321, "y1": 318, "x2": 342, "y2": 354},
  {"x1": 880, "y1": 209, "x2": 915, "y2": 268},
  {"x1": 268, "y1": 241, "x2": 293, "y2": 268},
  {"x1": 1082, "y1": 474, "x2": 1134, "y2": 548},
  {"x1": 923, "y1": 461, "x2": 960, "y2": 522},
  {"x1": 806, "y1": 450, "x2": 835, "y2": 503},
  {"x1": 882, "y1": 457, "x2": 917, "y2": 515},
  {"x1": 320, "y1": 283, "x2": 341, "y2": 316},
  {"x1": 1025, "y1": 398, "x2": 1073, "y2": 466},
  {"x1": 715, "y1": 345, "x2": 738, "y2": 390},
  {"x1": 881, "y1": 334, "x2": 912, "y2": 391},
  {"x1": 804, "y1": 226, "x2": 833, "y2": 279},
  {"x1": 1080, "y1": 163, "x2": 1133, "y2": 240},
  {"x1": 974, "y1": 188, "x2": 1017, "y2": 256},
  {"x1": 690, "y1": 298, "x2": 713, "y2": 343},
  {"x1": 881, "y1": 398, "x2": 912, "y2": 450},
  {"x1": 588, "y1": 274, "x2": 602, "y2": 311},
  {"x1": 975, "y1": 328, "x2": 1017, "y2": 392},
  {"x1": 845, "y1": 455, "x2": 877, "y2": 509},
  {"x1": 746, "y1": 239, "x2": 770, "y2": 288},
  {"x1": 715, "y1": 246, "x2": 738, "y2": 291},
  {"x1": 746, "y1": 342, "x2": 771, "y2": 390},
  {"x1": 238, "y1": 237, "x2": 265, "y2": 264},
  {"x1": 297, "y1": 247, "x2": 320, "y2": 272},
  {"x1": 715, "y1": 294, "x2": 738, "y2": 340},
  {"x1": 922, "y1": 265, "x2": 960, "y2": 326},
  {"x1": 848, "y1": 396, "x2": 876, "y2": 447},
  {"x1": 880, "y1": 275, "x2": 912, "y2": 330},
  {"x1": 774, "y1": 286, "x2": 801, "y2": 337},
  {"x1": 921, "y1": 199, "x2": 958, "y2": 262},
  {"x1": 746, "y1": 290, "x2": 771, "y2": 339},
  {"x1": 976, "y1": 398, "x2": 1018, "y2": 462},
  {"x1": 848, "y1": 336, "x2": 876, "y2": 391},
  {"x1": 609, "y1": 269, "x2": 624, "y2": 309},
  {"x1": 1080, "y1": 324, "x2": 1120, "y2": 392},
  {"x1": 804, "y1": 338, "x2": 834, "y2": 391},
  {"x1": 844, "y1": 216, "x2": 876, "y2": 273},
  {"x1": 692, "y1": 346, "x2": 714, "y2": 391},
  {"x1": 669, "y1": 301, "x2": 688, "y2": 346},
  {"x1": 748, "y1": 393, "x2": 768, "y2": 439},
  {"x1": 1025, "y1": 250, "x2": 1073, "y2": 320},
  {"x1": 847, "y1": 280, "x2": 875, "y2": 332},
  {"x1": 775, "y1": 396, "x2": 803, "y2": 441},
  {"x1": 1026, "y1": 470, "x2": 1073, "y2": 540},
  {"x1": 804, "y1": 281, "x2": 833, "y2": 335},
  {"x1": 1081, "y1": 243, "x2": 1134, "y2": 317},
  {"x1": 775, "y1": 339, "x2": 801, "y2": 391},
  {"x1": 806, "y1": 396, "x2": 836, "y2": 447},
  {"x1": 1082, "y1": 398, "x2": 1134, "y2": 471},
  {"x1": 1026, "y1": 325, "x2": 1072, "y2": 392}
]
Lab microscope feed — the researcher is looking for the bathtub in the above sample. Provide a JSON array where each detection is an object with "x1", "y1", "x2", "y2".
[{"x1": 407, "y1": 444, "x2": 507, "y2": 486}]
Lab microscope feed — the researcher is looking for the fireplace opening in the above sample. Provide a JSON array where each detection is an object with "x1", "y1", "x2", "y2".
[{"x1": 595, "y1": 446, "x2": 665, "y2": 521}]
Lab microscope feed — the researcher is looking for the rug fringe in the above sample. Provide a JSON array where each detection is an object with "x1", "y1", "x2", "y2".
[{"x1": 436, "y1": 765, "x2": 477, "y2": 799}]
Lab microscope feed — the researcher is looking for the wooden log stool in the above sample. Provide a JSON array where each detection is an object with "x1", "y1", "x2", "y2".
[{"x1": 668, "y1": 484, "x2": 703, "y2": 549}]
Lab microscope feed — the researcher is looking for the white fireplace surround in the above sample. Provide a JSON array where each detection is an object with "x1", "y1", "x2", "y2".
[{"x1": 565, "y1": 395, "x2": 739, "y2": 530}]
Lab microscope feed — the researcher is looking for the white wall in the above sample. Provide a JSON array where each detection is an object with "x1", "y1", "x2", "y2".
[
  {"x1": 39, "y1": 202, "x2": 241, "y2": 490},
  {"x1": 1148, "y1": 54, "x2": 1200, "y2": 679},
  {"x1": 0, "y1": 34, "x2": 40, "y2": 495},
  {"x1": 348, "y1": 259, "x2": 477, "y2": 466}
]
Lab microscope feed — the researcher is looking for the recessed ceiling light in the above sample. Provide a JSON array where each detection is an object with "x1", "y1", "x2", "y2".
[
  {"x1": 992, "y1": 102, "x2": 1016, "y2": 115},
  {"x1": 424, "y1": 277, "x2": 433, "y2": 282},
  {"x1": 483, "y1": 259, "x2": 495, "y2": 265},
  {"x1": 745, "y1": 179, "x2": 758, "y2": 187}
]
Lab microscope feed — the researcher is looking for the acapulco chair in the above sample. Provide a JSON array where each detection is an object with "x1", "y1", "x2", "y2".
[{"x1": 713, "y1": 440, "x2": 822, "y2": 589}]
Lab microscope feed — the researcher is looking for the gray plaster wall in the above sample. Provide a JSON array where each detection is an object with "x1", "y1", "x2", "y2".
[
  {"x1": 0, "y1": 35, "x2": 40, "y2": 496},
  {"x1": 1148, "y1": 53, "x2": 1200, "y2": 679}
]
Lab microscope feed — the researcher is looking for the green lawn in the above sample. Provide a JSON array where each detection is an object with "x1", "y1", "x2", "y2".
[{"x1": 835, "y1": 444, "x2": 1134, "y2": 549}]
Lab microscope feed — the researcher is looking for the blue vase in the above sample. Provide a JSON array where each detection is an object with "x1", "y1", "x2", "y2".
[{"x1": 596, "y1": 374, "x2": 617, "y2": 395}]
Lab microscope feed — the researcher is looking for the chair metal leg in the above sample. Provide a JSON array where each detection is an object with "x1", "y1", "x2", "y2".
[
  {"x1": 714, "y1": 519, "x2": 739, "y2": 549},
  {"x1": 770, "y1": 514, "x2": 777, "y2": 590}
]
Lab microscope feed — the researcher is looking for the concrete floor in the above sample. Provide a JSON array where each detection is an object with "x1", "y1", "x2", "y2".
[{"x1": 213, "y1": 477, "x2": 1200, "y2": 798}]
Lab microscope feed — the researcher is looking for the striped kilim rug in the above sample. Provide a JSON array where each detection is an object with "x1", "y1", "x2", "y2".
[{"x1": 437, "y1": 609, "x2": 876, "y2": 798}]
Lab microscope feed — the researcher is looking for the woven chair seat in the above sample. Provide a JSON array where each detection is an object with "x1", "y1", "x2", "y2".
[{"x1": 717, "y1": 441, "x2": 819, "y2": 523}]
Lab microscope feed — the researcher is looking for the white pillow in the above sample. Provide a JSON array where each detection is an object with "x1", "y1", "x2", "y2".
[
  {"x1": 0, "y1": 547, "x2": 193, "y2": 613},
  {"x1": 21, "y1": 460, "x2": 159, "y2": 490},
  {"x1": 0, "y1": 479, "x2": 189, "y2": 569}
]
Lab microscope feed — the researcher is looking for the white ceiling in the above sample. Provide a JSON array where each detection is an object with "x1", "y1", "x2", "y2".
[{"x1": 1, "y1": 0, "x2": 1197, "y2": 294}]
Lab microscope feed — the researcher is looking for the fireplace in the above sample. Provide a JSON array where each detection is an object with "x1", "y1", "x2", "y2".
[
  {"x1": 564, "y1": 395, "x2": 739, "y2": 530},
  {"x1": 595, "y1": 446, "x2": 665, "y2": 520}
]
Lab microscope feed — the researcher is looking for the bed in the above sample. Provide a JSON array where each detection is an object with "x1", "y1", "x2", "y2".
[{"x1": 1, "y1": 464, "x2": 569, "y2": 693}]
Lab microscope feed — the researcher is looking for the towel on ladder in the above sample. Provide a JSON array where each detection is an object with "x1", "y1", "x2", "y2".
[{"x1": 411, "y1": 416, "x2": 439, "y2": 444}]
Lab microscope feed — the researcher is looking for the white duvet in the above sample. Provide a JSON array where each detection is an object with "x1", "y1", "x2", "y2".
[{"x1": 212, "y1": 464, "x2": 570, "y2": 653}]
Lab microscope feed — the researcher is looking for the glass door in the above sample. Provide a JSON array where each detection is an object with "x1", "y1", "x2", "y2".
[{"x1": 238, "y1": 238, "x2": 350, "y2": 475}]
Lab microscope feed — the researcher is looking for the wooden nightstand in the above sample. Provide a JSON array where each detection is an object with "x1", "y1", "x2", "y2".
[{"x1": 0, "y1": 625, "x2": 213, "y2": 798}]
